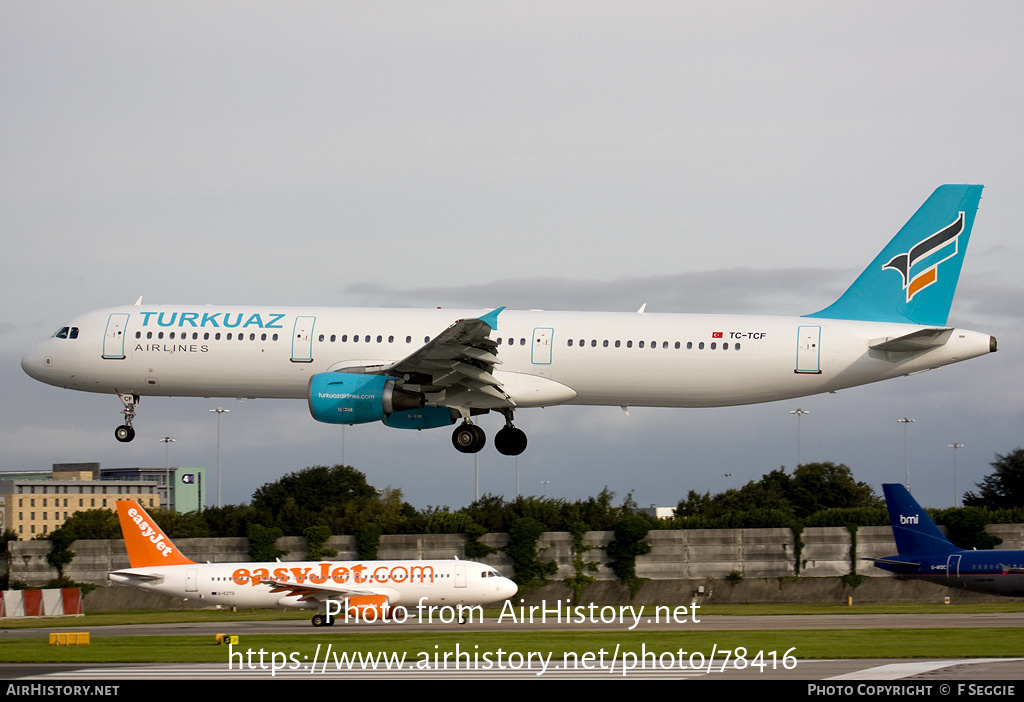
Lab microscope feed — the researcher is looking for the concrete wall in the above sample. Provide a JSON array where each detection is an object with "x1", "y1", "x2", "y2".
[{"x1": 10, "y1": 523, "x2": 1021, "y2": 607}]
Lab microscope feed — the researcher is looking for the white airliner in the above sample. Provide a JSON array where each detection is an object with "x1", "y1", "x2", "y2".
[
  {"x1": 22, "y1": 185, "x2": 995, "y2": 455},
  {"x1": 109, "y1": 500, "x2": 517, "y2": 626}
]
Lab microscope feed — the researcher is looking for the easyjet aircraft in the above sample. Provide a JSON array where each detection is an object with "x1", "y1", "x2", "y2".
[
  {"x1": 23, "y1": 185, "x2": 995, "y2": 455},
  {"x1": 109, "y1": 500, "x2": 517, "y2": 626}
]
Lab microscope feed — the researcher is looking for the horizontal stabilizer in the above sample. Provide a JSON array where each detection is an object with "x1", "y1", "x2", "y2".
[
  {"x1": 109, "y1": 570, "x2": 163, "y2": 582},
  {"x1": 864, "y1": 557, "x2": 922, "y2": 567},
  {"x1": 869, "y1": 328, "x2": 953, "y2": 352}
]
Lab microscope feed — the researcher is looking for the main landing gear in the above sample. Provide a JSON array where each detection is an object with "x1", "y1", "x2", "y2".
[
  {"x1": 114, "y1": 392, "x2": 139, "y2": 443},
  {"x1": 311, "y1": 613, "x2": 335, "y2": 627},
  {"x1": 451, "y1": 412, "x2": 528, "y2": 456}
]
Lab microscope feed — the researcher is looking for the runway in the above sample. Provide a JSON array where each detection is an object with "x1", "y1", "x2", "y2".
[
  {"x1": 3, "y1": 611, "x2": 1020, "y2": 637},
  {"x1": 3, "y1": 613, "x2": 1023, "y2": 680}
]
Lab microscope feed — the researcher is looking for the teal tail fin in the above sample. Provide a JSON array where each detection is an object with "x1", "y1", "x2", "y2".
[{"x1": 805, "y1": 185, "x2": 983, "y2": 326}]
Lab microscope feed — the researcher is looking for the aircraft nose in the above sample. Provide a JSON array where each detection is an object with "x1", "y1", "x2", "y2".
[
  {"x1": 21, "y1": 346, "x2": 43, "y2": 379},
  {"x1": 21, "y1": 342, "x2": 54, "y2": 382},
  {"x1": 501, "y1": 577, "x2": 518, "y2": 599}
]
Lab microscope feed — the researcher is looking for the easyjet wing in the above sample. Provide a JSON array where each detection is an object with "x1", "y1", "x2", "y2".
[{"x1": 260, "y1": 577, "x2": 393, "y2": 602}]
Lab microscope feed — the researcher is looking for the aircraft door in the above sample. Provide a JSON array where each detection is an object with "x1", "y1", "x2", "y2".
[
  {"x1": 531, "y1": 327, "x2": 553, "y2": 365},
  {"x1": 795, "y1": 325, "x2": 821, "y2": 374},
  {"x1": 291, "y1": 316, "x2": 315, "y2": 363},
  {"x1": 455, "y1": 563, "x2": 467, "y2": 589},
  {"x1": 186, "y1": 568, "x2": 198, "y2": 593},
  {"x1": 102, "y1": 313, "x2": 130, "y2": 359},
  {"x1": 946, "y1": 554, "x2": 962, "y2": 582}
]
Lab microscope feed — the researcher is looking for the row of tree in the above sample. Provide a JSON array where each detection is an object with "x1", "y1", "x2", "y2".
[
  {"x1": 4, "y1": 450, "x2": 1022, "y2": 591},
  {"x1": 39, "y1": 449, "x2": 1024, "y2": 543}
]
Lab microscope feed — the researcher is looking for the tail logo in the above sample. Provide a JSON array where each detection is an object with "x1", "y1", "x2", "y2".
[
  {"x1": 883, "y1": 212, "x2": 965, "y2": 302},
  {"x1": 127, "y1": 505, "x2": 175, "y2": 558},
  {"x1": 900, "y1": 513, "x2": 920, "y2": 525}
]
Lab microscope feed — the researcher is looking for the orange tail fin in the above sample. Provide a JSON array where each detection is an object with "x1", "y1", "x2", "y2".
[{"x1": 116, "y1": 500, "x2": 195, "y2": 567}]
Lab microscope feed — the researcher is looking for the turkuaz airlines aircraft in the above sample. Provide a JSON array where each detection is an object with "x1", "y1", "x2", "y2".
[
  {"x1": 109, "y1": 500, "x2": 518, "y2": 626},
  {"x1": 870, "y1": 484, "x2": 1024, "y2": 597},
  {"x1": 22, "y1": 185, "x2": 995, "y2": 455}
]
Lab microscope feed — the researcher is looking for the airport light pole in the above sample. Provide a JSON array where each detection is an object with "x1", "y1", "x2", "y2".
[
  {"x1": 210, "y1": 407, "x2": 229, "y2": 508},
  {"x1": 949, "y1": 443, "x2": 964, "y2": 507},
  {"x1": 723, "y1": 473, "x2": 733, "y2": 491},
  {"x1": 790, "y1": 409, "x2": 809, "y2": 466},
  {"x1": 898, "y1": 417, "x2": 915, "y2": 491},
  {"x1": 160, "y1": 436, "x2": 175, "y2": 510}
]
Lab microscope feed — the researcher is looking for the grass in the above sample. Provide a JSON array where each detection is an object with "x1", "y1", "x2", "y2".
[{"x1": 2, "y1": 604, "x2": 1023, "y2": 664}]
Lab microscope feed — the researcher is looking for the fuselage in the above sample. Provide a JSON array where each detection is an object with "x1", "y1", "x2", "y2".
[
  {"x1": 873, "y1": 549, "x2": 1024, "y2": 597},
  {"x1": 109, "y1": 558, "x2": 517, "y2": 611},
  {"x1": 21, "y1": 304, "x2": 996, "y2": 409}
]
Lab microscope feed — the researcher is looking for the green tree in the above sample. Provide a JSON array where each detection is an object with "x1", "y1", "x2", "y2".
[
  {"x1": 247, "y1": 524, "x2": 285, "y2": 562},
  {"x1": 250, "y1": 465, "x2": 378, "y2": 534},
  {"x1": 303, "y1": 525, "x2": 336, "y2": 561},
  {"x1": 605, "y1": 515, "x2": 652, "y2": 597},
  {"x1": 355, "y1": 522, "x2": 382, "y2": 560},
  {"x1": 964, "y1": 449, "x2": 1024, "y2": 509},
  {"x1": 50, "y1": 508, "x2": 120, "y2": 540},
  {"x1": 504, "y1": 517, "x2": 557, "y2": 587}
]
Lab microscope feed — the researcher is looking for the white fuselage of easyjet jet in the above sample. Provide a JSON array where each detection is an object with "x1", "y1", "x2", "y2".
[
  {"x1": 23, "y1": 304, "x2": 994, "y2": 408},
  {"x1": 108, "y1": 558, "x2": 517, "y2": 612}
]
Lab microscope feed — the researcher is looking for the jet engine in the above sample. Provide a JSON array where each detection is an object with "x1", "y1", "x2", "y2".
[{"x1": 307, "y1": 372, "x2": 424, "y2": 425}]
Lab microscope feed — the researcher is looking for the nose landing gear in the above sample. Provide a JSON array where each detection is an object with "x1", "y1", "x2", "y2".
[{"x1": 115, "y1": 392, "x2": 139, "y2": 443}]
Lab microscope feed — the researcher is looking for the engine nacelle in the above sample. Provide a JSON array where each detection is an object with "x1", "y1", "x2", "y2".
[{"x1": 308, "y1": 372, "x2": 423, "y2": 425}]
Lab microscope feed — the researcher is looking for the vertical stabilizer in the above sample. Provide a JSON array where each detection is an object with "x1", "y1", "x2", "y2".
[
  {"x1": 116, "y1": 500, "x2": 195, "y2": 568},
  {"x1": 882, "y1": 483, "x2": 959, "y2": 556},
  {"x1": 806, "y1": 185, "x2": 983, "y2": 326}
]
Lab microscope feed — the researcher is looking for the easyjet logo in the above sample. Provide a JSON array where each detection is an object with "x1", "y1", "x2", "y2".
[
  {"x1": 127, "y1": 506, "x2": 175, "y2": 558},
  {"x1": 231, "y1": 563, "x2": 436, "y2": 587}
]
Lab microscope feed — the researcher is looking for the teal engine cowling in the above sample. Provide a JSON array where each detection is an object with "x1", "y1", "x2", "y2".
[{"x1": 307, "y1": 372, "x2": 454, "y2": 429}]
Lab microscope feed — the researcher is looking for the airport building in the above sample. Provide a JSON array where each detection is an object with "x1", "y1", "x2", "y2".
[{"x1": 0, "y1": 462, "x2": 206, "y2": 537}]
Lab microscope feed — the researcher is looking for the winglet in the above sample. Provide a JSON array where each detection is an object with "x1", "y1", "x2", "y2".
[
  {"x1": 477, "y1": 307, "x2": 504, "y2": 331},
  {"x1": 116, "y1": 500, "x2": 195, "y2": 568}
]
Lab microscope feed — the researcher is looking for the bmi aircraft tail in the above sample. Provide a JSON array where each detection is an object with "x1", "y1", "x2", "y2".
[
  {"x1": 806, "y1": 184, "x2": 983, "y2": 326},
  {"x1": 116, "y1": 500, "x2": 195, "y2": 568},
  {"x1": 881, "y1": 483, "x2": 960, "y2": 557}
]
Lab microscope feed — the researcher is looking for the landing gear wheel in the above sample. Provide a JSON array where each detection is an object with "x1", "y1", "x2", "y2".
[
  {"x1": 115, "y1": 425, "x2": 136, "y2": 443},
  {"x1": 494, "y1": 426, "x2": 527, "y2": 456},
  {"x1": 452, "y1": 423, "x2": 486, "y2": 453},
  {"x1": 311, "y1": 613, "x2": 334, "y2": 627}
]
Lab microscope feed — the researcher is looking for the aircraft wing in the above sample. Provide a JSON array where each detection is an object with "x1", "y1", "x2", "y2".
[
  {"x1": 260, "y1": 578, "x2": 393, "y2": 602},
  {"x1": 348, "y1": 307, "x2": 512, "y2": 411}
]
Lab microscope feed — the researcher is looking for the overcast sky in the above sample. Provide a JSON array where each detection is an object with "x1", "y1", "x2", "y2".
[{"x1": 2, "y1": 2, "x2": 1022, "y2": 514}]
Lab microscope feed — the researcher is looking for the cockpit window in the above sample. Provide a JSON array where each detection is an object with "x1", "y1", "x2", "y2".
[
  {"x1": 69, "y1": 327, "x2": 79, "y2": 339},
  {"x1": 52, "y1": 327, "x2": 80, "y2": 340}
]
